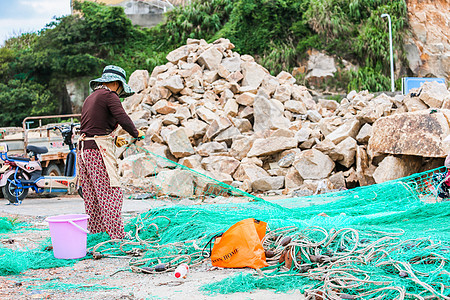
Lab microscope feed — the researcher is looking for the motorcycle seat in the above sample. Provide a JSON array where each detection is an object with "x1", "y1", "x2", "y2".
[
  {"x1": 8, "y1": 155, "x2": 30, "y2": 162},
  {"x1": 27, "y1": 145, "x2": 48, "y2": 154}
]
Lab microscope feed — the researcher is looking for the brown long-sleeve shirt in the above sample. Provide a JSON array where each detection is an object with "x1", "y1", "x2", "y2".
[{"x1": 80, "y1": 88, "x2": 138, "y2": 149}]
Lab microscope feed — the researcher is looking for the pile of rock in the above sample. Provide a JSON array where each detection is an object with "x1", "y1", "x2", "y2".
[{"x1": 119, "y1": 38, "x2": 450, "y2": 197}]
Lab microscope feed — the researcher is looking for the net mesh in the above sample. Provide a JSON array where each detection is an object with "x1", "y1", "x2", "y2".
[{"x1": 2, "y1": 146, "x2": 450, "y2": 298}]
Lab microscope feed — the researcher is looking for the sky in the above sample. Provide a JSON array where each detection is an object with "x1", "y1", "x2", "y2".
[{"x1": 0, "y1": 0, "x2": 71, "y2": 46}]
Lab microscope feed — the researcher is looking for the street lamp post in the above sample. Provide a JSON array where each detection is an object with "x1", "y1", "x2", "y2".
[{"x1": 381, "y1": 13, "x2": 395, "y2": 92}]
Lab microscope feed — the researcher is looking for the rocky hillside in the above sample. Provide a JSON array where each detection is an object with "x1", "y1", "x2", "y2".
[
  {"x1": 406, "y1": 0, "x2": 449, "y2": 80},
  {"x1": 118, "y1": 38, "x2": 450, "y2": 197}
]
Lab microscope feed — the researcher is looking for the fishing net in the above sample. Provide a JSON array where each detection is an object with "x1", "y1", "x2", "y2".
[{"x1": 2, "y1": 145, "x2": 450, "y2": 299}]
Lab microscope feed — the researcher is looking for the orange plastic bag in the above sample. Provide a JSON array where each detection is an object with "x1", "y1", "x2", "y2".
[{"x1": 210, "y1": 218, "x2": 268, "y2": 269}]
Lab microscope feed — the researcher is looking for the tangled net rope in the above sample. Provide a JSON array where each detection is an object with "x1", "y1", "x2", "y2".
[{"x1": 2, "y1": 144, "x2": 450, "y2": 299}]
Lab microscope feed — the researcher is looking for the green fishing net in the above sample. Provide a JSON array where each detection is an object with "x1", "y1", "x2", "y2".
[{"x1": 2, "y1": 145, "x2": 450, "y2": 299}]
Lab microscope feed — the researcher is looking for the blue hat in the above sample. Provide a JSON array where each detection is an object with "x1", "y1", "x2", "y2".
[{"x1": 90, "y1": 65, "x2": 135, "y2": 97}]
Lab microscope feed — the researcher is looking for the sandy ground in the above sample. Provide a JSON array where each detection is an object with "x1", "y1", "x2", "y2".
[{"x1": 0, "y1": 194, "x2": 305, "y2": 300}]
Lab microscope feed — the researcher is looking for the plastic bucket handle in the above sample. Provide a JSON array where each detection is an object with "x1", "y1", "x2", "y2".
[{"x1": 68, "y1": 220, "x2": 90, "y2": 234}]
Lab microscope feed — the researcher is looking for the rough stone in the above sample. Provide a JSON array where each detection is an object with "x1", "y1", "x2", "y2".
[
  {"x1": 204, "y1": 117, "x2": 232, "y2": 141},
  {"x1": 221, "y1": 56, "x2": 241, "y2": 73},
  {"x1": 162, "y1": 114, "x2": 179, "y2": 126},
  {"x1": 372, "y1": 155, "x2": 422, "y2": 184},
  {"x1": 328, "y1": 172, "x2": 346, "y2": 190},
  {"x1": 143, "y1": 143, "x2": 176, "y2": 168},
  {"x1": 166, "y1": 128, "x2": 195, "y2": 158},
  {"x1": 306, "y1": 110, "x2": 322, "y2": 122},
  {"x1": 120, "y1": 153, "x2": 159, "y2": 178},
  {"x1": 276, "y1": 71, "x2": 296, "y2": 85},
  {"x1": 182, "y1": 119, "x2": 208, "y2": 139},
  {"x1": 224, "y1": 98, "x2": 239, "y2": 117},
  {"x1": 285, "y1": 167, "x2": 303, "y2": 189},
  {"x1": 418, "y1": 81, "x2": 449, "y2": 108},
  {"x1": 161, "y1": 75, "x2": 184, "y2": 93},
  {"x1": 247, "y1": 137, "x2": 297, "y2": 157},
  {"x1": 123, "y1": 93, "x2": 144, "y2": 112},
  {"x1": 295, "y1": 127, "x2": 312, "y2": 143},
  {"x1": 166, "y1": 45, "x2": 191, "y2": 63},
  {"x1": 214, "y1": 126, "x2": 240, "y2": 144},
  {"x1": 278, "y1": 151, "x2": 296, "y2": 168},
  {"x1": 230, "y1": 137, "x2": 254, "y2": 160},
  {"x1": 355, "y1": 146, "x2": 375, "y2": 186},
  {"x1": 253, "y1": 91, "x2": 290, "y2": 132},
  {"x1": 261, "y1": 75, "x2": 280, "y2": 96},
  {"x1": 284, "y1": 100, "x2": 307, "y2": 114},
  {"x1": 241, "y1": 61, "x2": 267, "y2": 88},
  {"x1": 196, "y1": 107, "x2": 218, "y2": 124},
  {"x1": 236, "y1": 92, "x2": 256, "y2": 106},
  {"x1": 128, "y1": 70, "x2": 149, "y2": 93},
  {"x1": 404, "y1": 94, "x2": 428, "y2": 111},
  {"x1": 318, "y1": 99, "x2": 339, "y2": 111},
  {"x1": 305, "y1": 50, "x2": 337, "y2": 82},
  {"x1": 293, "y1": 149, "x2": 335, "y2": 180},
  {"x1": 154, "y1": 169, "x2": 195, "y2": 197},
  {"x1": 202, "y1": 155, "x2": 240, "y2": 175},
  {"x1": 231, "y1": 118, "x2": 252, "y2": 133},
  {"x1": 356, "y1": 123, "x2": 372, "y2": 143},
  {"x1": 146, "y1": 119, "x2": 163, "y2": 142},
  {"x1": 153, "y1": 100, "x2": 177, "y2": 115},
  {"x1": 178, "y1": 154, "x2": 203, "y2": 170},
  {"x1": 252, "y1": 176, "x2": 285, "y2": 192},
  {"x1": 150, "y1": 65, "x2": 169, "y2": 78},
  {"x1": 147, "y1": 86, "x2": 172, "y2": 105},
  {"x1": 273, "y1": 84, "x2": 292, "y2": 103},
  {"x1": 233, "y1": 163, "x2": 270, "y2": 182},
  {"x1": 196, "y1": 142, "x2": 227, "y2": 156},
  {"x1": 197, "y1": 47, "x2": 223, "y2": 70},
  {"x1": 270, "y1": 128, "x2": 295, "y2": 138},
  {"x1": 326, "y1": 119, "x2": 360, "y2": 144},
  {"x1": 368, "y1": 110, "x2": 450, "y2": 157},
  {"x1": 334, "y1": 137, "x2": 357, "y2": 168}
]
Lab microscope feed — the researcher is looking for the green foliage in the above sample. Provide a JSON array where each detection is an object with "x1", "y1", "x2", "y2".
[
  {"x1": 260, "y1": 40, "x2": 298, "y2": 75},
  {"x1": 219, "y1": 0, "x2": 305, "y2": 55},
  {"x1": 0, "y1": 80, "x2": 55, "y2": 126},
  {"x1": 152, "y1": 0, "x2": 234, "y2": 50},
  {"x1": 347, "y1": 66, "x2": 391, "y2": 92}
]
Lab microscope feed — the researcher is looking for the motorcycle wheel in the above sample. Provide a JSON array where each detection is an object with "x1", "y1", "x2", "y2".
[{"x1": 2, "y1": 172, "x2": 29, "y2": 203}]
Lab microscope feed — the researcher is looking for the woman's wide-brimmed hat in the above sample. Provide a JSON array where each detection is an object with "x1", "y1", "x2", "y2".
[{"x1": 89, "y1": 65, "x2": 135, "y2": 98}]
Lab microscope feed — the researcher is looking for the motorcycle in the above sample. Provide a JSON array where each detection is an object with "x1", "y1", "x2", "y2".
[{"x1": 0, "y1": 123, "x2": 79, "y2": 205}]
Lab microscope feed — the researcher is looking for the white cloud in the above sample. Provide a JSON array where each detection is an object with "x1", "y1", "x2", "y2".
[
  {"x1": 0, "y1": 0, "x2": 71, "y2": 45},
  {"x1": 21, "y1": 0, "x2": 71, "y2": 16}
]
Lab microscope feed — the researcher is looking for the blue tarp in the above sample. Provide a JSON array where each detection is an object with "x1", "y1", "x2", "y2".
[{"x1": 402, "y1": 77, "x2": 446, "y2": 95}]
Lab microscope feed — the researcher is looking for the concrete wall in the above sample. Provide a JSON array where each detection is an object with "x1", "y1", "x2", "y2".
[{"x1": 119, "y1": 0, "x2": 172, "y2": 28}]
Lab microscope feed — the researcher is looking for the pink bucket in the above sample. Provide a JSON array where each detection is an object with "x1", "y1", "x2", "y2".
[{"x1": 45, "y1": 214, "x2": 90, "y2": 259}]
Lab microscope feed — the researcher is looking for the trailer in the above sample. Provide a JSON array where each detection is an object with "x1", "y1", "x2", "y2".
[{"x1": 0, "y1": 114, "x2": 81, "y2": 176}]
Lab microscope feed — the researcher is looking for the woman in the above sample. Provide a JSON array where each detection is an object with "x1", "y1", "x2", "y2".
[{"x1": 78, "y1": 65, "x2": 144, "y2": 239}]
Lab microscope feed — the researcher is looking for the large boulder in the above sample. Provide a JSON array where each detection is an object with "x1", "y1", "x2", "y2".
[
  {"x1": 241, "y1": 61, "x2": 267, "y2": 88},
  {"x1": 293, "y1": 149, "x2": 335, "y2": 180},
  {"x1": 128, "y1": 70, "x2": 149, "y2": 93},
  {"x1": 247, "y1": 137, "x2": 297, "y2": 157},
  {"x1": 252, "y1": 176, "x2": 285, "y2": 192},
  {"x1": 418, "y1": 81, "x2": 450, "y2": 108},
  {"x1": 154, "y1": 169, "x2": 196, "y2": 197},
  {"x1": 202, "y1": 155, "x2": 240, "y2": 175},
  {"x1": 326, "y1": 119, "x2": 360, "y2": 144},
  {"x1": 233, "y1": 163, "x2": 270, "y2": 182},
  {"x1": 369, "y1": 110, "x2": 450, "y2": 157},
  {"x1": 253, "y1": 91, "x2": 290, "y2": 132},
  {"x1": 197, "y1": 47, "x2": 223, "y2": 70},
  {"x1": 372, "y1": 155, "x2": 422, "y2": 184},
  {"x1": 166, "y1": 128, "x2": 195, "y2": 158}
]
